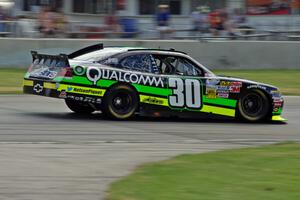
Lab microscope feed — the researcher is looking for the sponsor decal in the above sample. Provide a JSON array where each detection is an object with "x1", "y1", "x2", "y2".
[
  {"x1": 86, "y1": 67, "x2": 164, "y2": 87},
  {"x1": 217, "y1": 86, "x2": 229, "y2": 91},
  {"x1": 73, "y1": 66, "x2": 86, "y2": 76},
  {"x1": 206, "y1": 88, "x2": 217, "y2": 99},
  {"x1": 272, "y1": 96, "x2": 283, "y2": 112},
  {"x1": 220, "y1": 81, "x2": 232, "y2": 87},
  {"x1": 273, "y1": 97, "x2": 283, "y2": 108},
  {"x1": 221, "y1": 81, "x2": 242, "y2": 87},
  {"x1": 217, "y1": 92, "x2": 229, "y2": 98},
  {"x1": 73, "y1": 88, "x2": 102, "y2": 96},
  {"x1": 271, "y1": 90, "x2": 282, "y2": 98},
  {"x1": 273, "y1": 97, "x2": 283, "y2": 103},
  {"x1": 247, "y1": 85, "x2": 267, "y2": 90},
  {"x1": 59, "y1": 90, "x2": 67, "y2": 98},
  {"x1": 229, "y1": 86, "x2": 241, "y2": 93},
  {"x1": 142, "y1": 96, "x2": 164, "y2": 105},
  {"x1": 67, "y1": 86, "x2": 103, "y2": 96},
  {"x1": 218, "y1": 81, "x2": 242, "y2": 93},
  {"x1": 231, "y1": 82, "x2": 242, "y2": 87},
  {"x1": 274, "y1": 102, "x2": 282, "y2": 107},
  {"x1": 67, "y1": 95, "x2": 102, "y2": 104},
  {"x1": 31, "y1": 68, "x2": 57, "y2": 79},
  {"x1": 33, "y1": 83, "x2": 43, "y2": 93},
  {"x1": 58, "y1": 84, "x2": 105, "y2": 97}
]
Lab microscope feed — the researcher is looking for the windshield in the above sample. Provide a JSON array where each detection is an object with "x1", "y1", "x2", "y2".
[{"x1": 72, "y1": 48, "x2": 127, "y2": 62}]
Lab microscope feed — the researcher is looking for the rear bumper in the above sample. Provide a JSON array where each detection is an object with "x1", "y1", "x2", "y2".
[
  {"x1": 23, "y1": 79, "x2": 104, "y2": 105},
  {"x1": 23, "y1": 79, "x2": 59, "y2": 98}
]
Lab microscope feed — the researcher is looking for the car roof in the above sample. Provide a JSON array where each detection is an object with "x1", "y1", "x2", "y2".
[
  {"x1": 103, "y1": 47, "x2": 188, "y2": 55},
  {"x1": 70, "y1": 45, "x2": 215, "y2": 76},
  {"x1": 71, "y1": 46, "x2": 188, "y2": 62}
]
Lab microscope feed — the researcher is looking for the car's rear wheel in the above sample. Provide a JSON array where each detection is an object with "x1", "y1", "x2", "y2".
[
  {"x1": 65, "y1": 99, "x2": 95, "y2": 114},
  {"x1": 237, "y1": 89, "x2": 270, "y2": 122},
  {"x1": 103, "y1": 84, "x2": 138, "y2": 120}
]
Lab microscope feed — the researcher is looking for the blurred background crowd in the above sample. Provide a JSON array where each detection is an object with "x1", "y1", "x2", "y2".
[{"x1": 0, "y1": 0, "x2": 300, "y2": 40}]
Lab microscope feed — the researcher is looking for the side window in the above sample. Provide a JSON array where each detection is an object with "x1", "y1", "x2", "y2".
[
  {"x1": 100, "y1": 57, "x2": 119, "y2": 67},
  {"x1": 155, "y1": 55, "x2": 203, "y2": 76},
  {"x1": 158, "y1": 56, "x2": 177, "y2": 75},
  {"x1": 120, "y1": 54, "x2": 159, "y2": 74},
  {"x1": 176, "y1": 58, "x2": 202, "y2": 76}
]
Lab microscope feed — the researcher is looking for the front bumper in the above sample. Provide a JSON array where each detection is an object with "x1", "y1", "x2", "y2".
[{"x1": 271, "y1": 115, "x2": 287, "y2": 122}]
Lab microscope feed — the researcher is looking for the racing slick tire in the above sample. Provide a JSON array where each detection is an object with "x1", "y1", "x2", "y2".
[
  {"x1": 103, "y1": 84, "x2": 138, "y2": 120},
  {"x1": 237, "y1": 89, "x2": 270, "y2": 122},
  {"x1": 65, "y1": 99, "x2": 95, "y2": 114}
]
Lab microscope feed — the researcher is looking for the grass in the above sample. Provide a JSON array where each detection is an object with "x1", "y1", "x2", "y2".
[
  {"x1": 0, "y1": 68, "x2": 26, "y2": 94},
  {"x1": 0, "y1": 68, "x2": 299, "y2": 95},
  {"x1": 106, "y1": 142, "x2": 300, "y2": 200}
]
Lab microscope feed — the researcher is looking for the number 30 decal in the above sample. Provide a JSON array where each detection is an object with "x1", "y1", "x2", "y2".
[{"x1": 168, "y1": 78, "x2": 202, "y2": 109}]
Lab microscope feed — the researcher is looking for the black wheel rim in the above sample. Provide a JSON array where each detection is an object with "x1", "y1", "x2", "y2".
[
  {"x1": 111, "y1": 91, "x2": 133, "y2": 115},
  {"x1": 241, "y1": 93, "x2": 264, "y2": 117}
]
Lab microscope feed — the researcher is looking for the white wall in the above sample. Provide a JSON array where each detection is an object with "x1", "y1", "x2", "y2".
[{"x1": 0, "y1": 38, "x2": 299, "y2": 69}]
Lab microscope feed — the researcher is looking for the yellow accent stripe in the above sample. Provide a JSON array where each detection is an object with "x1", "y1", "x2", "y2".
[
  {"x1": 58, "y1": 84, "x2": 106, "y2": 97},
  {"x1": 201, "y1": 105, "x2": 236, "y2": 117},
  {"x1": 140, "y1": 95, "x2": 169, "y2": 106},
  {"x1": 272, "y1": 116, "x2": 287, "y2": 121},
  {"x1": 139, "y1": 94, "x2": 235, "y2": 117},
  {"x1": 44, "y1": 82, "x2": 56, "y2": 89},
  {"x1": 23, "y1": 79, "x2": 33, "y2": 87}
]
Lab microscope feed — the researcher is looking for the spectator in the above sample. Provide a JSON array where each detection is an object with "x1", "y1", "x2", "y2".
[
  {"x1": 156, "y1": 4, "x2": 172, "y2": 39},
  {"x1": 15, "y1": 15, "x2": 37, "y2": 37},
  {"x1": 38, "y1": 6, "x2": 56, "y2": 37},
  {"x1": 208, "y1": 9, "x2": 223, "y2": 36},
  {"x1": 231, "y1": 8, "x2": 253, "y2": 35},
  {"x1": 191, "y1": 6, "x2": 210, "y2": 35},
  {"x1": 223, "y1": 12, "x2": 238, "y2": 37},
  {"x1": 0, "y1": 6, "x2": 6, "y2": 33},
  {"x1": 291, "y1": 0, "x2": 300, "y2": 14},
  {"x1": 104, "y1": 10, "x2": 120, "y2": 32},
  {"x1": 232, "y1": 8, "x2": 246, "y2": 25},
  {"x1": 55, "y1": 9, "x2": 68, "y2": 37}
]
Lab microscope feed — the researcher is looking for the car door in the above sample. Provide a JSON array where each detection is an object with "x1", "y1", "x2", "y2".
[{"x1": 157, "y1": 55, "x2": 205, "y2": 111}]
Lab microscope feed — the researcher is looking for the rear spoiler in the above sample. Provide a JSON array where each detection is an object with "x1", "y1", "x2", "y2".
[
  {"x1": 68, "y1": 43, "x2": 104, "y2": 59},
  {"x1": 30, "y1": 43, "x2": 103, "y2": 65},
  {"x1": 31, "y1": 51, "x2": 70, "y2": 67}
]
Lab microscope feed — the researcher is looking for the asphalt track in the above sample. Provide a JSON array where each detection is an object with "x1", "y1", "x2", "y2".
[{"x1": 0, "y1": 95, "x2": 299, "y2": 200}]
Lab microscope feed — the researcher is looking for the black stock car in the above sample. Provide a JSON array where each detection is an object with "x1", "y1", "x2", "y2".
[{"x1": 23, "y1": 44, "x2": 285, "y2": 122}]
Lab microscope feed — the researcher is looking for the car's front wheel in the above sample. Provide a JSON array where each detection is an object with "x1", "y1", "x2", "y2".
[
  {"x1": 103, "y1": 84, "x2": 138, "y2": 120},
  {"x1": 65, "y1": 99, "x2": 95, "y2": 114},
  {"x1": 237, "y1": 89, "x2": 270, "y2": 122}
]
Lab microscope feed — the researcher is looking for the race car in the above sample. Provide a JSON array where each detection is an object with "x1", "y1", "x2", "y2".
[{"x1": 23, "y1": 43, "x2": 285, "y2": 122}]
